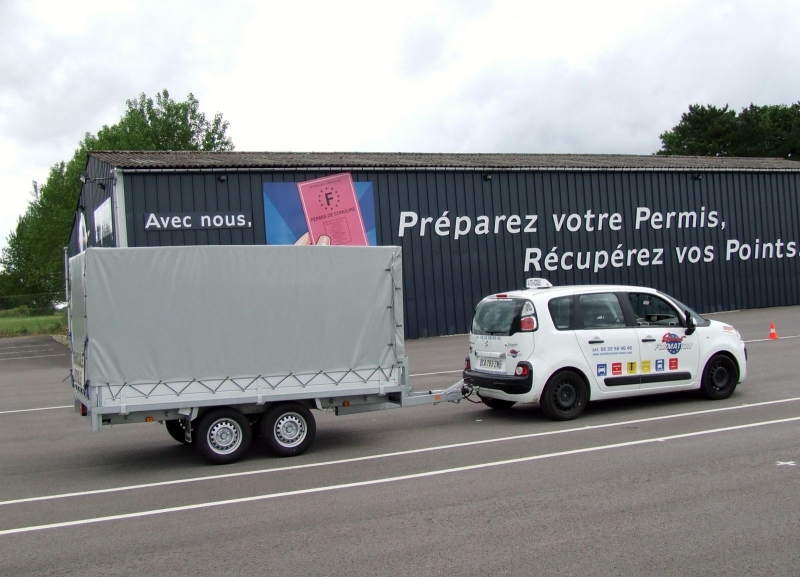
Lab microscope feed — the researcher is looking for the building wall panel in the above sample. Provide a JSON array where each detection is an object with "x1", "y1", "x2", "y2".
[{"x1": 116, "y1": 167, "x2": 800, "y2": 339}]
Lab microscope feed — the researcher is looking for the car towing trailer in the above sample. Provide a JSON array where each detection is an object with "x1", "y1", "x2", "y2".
[{"x1": 67, "y1": 245, "x2": 469, "y2": 465}]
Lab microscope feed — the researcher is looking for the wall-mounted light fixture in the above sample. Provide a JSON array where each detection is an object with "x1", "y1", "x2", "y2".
[
  {"x1": 80, "y1": 171, "x2": 116, "y2": 188},
  {"x1": 217, "y1": 174, "x2": 228, "y2": 183},
  {"x1": 483, "y1": 174, "x2": 493, "y2": 181}
]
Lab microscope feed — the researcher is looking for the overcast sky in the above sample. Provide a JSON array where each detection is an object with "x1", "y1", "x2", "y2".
[{"x1": 1, "y1": 0, "x2": 799, "y2": 253}]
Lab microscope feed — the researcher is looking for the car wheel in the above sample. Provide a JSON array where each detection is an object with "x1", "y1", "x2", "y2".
[
  {"x1": 195, "y1": 408, "x2": 252, "y2": 465},
  {"x1": 260, "y1": 402, "x2": 316, "y2": 457},
  {"x1": 700, "y1": 355, "x2": 738, "y2": 400},
  {"x1": 165, "y1": 419, "x2": 190, "y2": 444},
  {"x1": 480, "y1": 397, "x2": 517, "y2": 410},
  {"x1": 540, "y1": 370, "x2": 588, "y2": 421}
]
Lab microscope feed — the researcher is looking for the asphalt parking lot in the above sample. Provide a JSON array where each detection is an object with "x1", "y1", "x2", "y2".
[{"x1": 1, "y1": 307, "x2": 799, "y2": 576}]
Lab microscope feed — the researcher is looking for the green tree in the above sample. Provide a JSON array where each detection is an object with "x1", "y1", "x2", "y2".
[
  {"x1": 84, "y1": 90, "x2": 233, "y2": 152},
  {"x1": 0, "y1": 90, "x2": 233, "y2": 309},
  {"x1": 657, "y1": 103, "x2": 800, "y2": 159}
]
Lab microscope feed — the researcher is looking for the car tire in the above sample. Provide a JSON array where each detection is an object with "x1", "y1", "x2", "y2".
[
  {"x1": 540, "y1": 370, "x2": 588, "y2": 421},
  {"x1": 165, "y1": 419, "x2": 190, "y2": 444},
  {"x1": 700, "y1": 354, "x2": 738, "y2": 400},
  {"x1": 260, "y1": 402, "x2": 316, "y2": 457},
  {"x1": 195, "y1": 408, "x2": 252, "y2": 465},
  {"x1": 480, "y1": 397, "x2": 517, "y2": 410}
]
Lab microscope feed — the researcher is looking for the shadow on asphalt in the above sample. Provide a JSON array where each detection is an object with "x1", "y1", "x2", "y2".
[{"x1": 472, "y1": 389, "x2": 714, "y2": 423}]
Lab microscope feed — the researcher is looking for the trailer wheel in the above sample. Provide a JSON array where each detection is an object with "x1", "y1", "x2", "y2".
[
  {"x1": 195, "y1": 408, "x2": 252, "y2": 465},
  {"x1": 165, "y1": 420, "x2": 190, "y2": 444},
  {"x1": 261, "y1": 402, "x2": 316, "y2": 457}
]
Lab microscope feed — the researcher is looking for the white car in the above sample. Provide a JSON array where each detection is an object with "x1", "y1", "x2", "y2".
[{"x1": 463, "y1": 279, "x2": 747, "y2": 420}]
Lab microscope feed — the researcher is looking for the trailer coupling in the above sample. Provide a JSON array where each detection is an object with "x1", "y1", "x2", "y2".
[
  {"x1": 333, "y1": 378, "x2": 472, "y2": 415},
  {"x1": 401, "y1": 378, "x2": 472, "y2": 408}
]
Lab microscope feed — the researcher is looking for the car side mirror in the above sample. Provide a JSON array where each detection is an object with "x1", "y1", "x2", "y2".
[{"x1": 685, "y1": 309, "x2": 696, "y2": 335}]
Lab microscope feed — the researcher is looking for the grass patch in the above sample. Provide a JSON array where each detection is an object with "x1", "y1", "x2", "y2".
[{"x1": 0, "y1": 314, "x2": 68, "y2": 338}]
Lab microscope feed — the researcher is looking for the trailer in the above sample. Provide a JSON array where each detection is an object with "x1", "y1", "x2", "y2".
[{"x1": 67, "y1": 245, "x2": 466, "y2": 464}]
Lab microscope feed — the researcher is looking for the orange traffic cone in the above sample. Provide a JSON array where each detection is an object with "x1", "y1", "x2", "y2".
[{"x1": 769, "y1": 323, "x2": 779, "y2": 340}]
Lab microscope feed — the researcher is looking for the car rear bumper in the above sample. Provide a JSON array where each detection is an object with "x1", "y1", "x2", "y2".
[{"x1": 463, "y1": 369, "x2": 533, "y2": 395}]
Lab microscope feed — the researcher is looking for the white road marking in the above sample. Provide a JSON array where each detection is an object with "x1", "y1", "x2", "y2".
[
  {"x1": 0, "y1": 344, "x2": 52, "y2": 350},
  {"x1": 775, "y1": 461, "x2": 796, "y2": 466},
  {"x1": 0, "y1": 335, "x2": 794, "y2": 411},
  {"x1": 411, "y1": 369, "x2": 462, "y2": 377},
  {"x1": 744, "y1": 335, "x2": 800, "y2": 343},
  {"x1": 0, "y1": 405, "x2": 73, "y2": 415},
  {"x1": 0, "y1": 354, "x2": 67, "y2": 362},
  {"x1": 1, "y1": 415, "x2": 799, "y2": 537},
  {"x1": 3, "y1": 395, "x2": 800, "y2": 507},
  {"x1": 0, "y1": 349, "x2": 53, "y2": 356}
]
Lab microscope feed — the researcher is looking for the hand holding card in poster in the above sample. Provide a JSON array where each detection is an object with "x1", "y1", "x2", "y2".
[
  {"x1": 293, "y1": 233, "x2": 330, "y2": 246},
  {"x1": 297, "y1": 173, "x2": 369, "y2": 246}
]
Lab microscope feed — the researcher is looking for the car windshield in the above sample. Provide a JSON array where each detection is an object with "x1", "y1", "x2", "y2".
[
  {"x1": 661, "y1": 293, "x2": 708, "y2": 324},
  {"x1": 472, "y1": 299, "x2": 522, "y2": 336}
]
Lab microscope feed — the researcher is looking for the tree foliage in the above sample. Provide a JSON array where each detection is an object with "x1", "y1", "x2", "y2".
[
  {"x1": 658, "y1": 103, "x2": 800, "y2": 159},
  {"x1": 85, "y1": 90, "x2": 233, "y2": 152},
  {"x1": 0, "y1": 90, "x2": 233, "y2": 309}
]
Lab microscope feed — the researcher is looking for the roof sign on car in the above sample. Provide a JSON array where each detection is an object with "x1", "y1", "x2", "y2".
[{"x1": 526, "y1": 278, "x2": 553, "y2": 289}]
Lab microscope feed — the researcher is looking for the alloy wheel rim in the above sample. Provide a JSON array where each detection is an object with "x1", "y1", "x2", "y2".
[
  {"x1": 207, "y1": 419, "x2": 242, "y2": 455},
  {"x1": 274, "y1": 413, "x2": 307, "y2": 448}
]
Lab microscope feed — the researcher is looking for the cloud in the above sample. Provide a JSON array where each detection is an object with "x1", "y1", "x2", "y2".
[
  {"x1": 0, "y1": 0, "x2": 246, "y2": 251},
  {"x1": 2, "y1": 0, "x2": 799, "y2": 254},
  {"x1": 384, "y1": 0, "x2": 800, "y2": 154}
]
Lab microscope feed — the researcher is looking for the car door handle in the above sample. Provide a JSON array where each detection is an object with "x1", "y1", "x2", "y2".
[
  {"x1": 641, "y1": 337, "x2": 656, "y2": 343},
  {"x1": 588, "y1": 338, "x2": 604, "y2": 344}
]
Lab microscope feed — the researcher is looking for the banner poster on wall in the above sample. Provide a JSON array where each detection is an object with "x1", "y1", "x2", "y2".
[
  {"x1": 93, "y1": 198, "x2": 114, "y2": 248},
  {"x1": 263, "y1": 172, "x2": 376, "y2": 246},
  {"x1": 77, "y1": 212, "x2": 89, "y2": 253}
]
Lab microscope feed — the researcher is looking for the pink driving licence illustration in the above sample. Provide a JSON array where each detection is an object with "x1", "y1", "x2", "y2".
[{"x1": 297, "y1": 173, "x2": 369, "y2": 246}]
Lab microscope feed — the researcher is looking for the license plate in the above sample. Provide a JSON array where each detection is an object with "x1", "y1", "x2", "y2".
[{"x1": 479, "y1": 358, "x2": 502, "y2": 369}]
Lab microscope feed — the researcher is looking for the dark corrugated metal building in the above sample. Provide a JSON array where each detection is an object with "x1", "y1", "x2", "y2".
[{"x1": 71, "y1": 152, "x2": 800, "y2": 338}]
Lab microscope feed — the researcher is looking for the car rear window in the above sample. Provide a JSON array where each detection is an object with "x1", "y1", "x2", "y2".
[{"x1": 472, "y1": 299, "x2": 524, "y2": 336}]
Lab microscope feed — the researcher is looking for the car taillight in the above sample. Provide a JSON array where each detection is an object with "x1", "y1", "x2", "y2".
[
  {"x1": 515, "y1": 364, "x2": 529, "y2": 376},
  {"x1": 520, "y1": 316, "x2": 537, "y2": 331},
  {"x1": 464, "y1": 357, "x2": 471, "y2": 371}
]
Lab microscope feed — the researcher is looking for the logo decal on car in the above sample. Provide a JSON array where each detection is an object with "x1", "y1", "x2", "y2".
[
  {"x1": 612, "y1": 362, "x2": 622, "y2": 375},
  {"x1": 508, "y1": 349, "x2": 520, "y2": 358},
  {"x1": 661, "y1": 333, "x2": 687, "y2": 354},
  {"x1": 597, "y1": 364, "x2": 607, "y2": 376},
  {"x1": 655, "y1": 359, "x2": 665, "y2": 372}
]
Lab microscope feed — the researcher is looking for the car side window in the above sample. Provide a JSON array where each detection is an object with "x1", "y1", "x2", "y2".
[
  {"x1": 628, "y1": 293, "x2": 681, "y2": 326},
  {"x1": 579, "y1": 293, "x2": 626, "y2": 329},
  {"x1": 548, "y1": 296, "x2": 573, "y2": 330}
]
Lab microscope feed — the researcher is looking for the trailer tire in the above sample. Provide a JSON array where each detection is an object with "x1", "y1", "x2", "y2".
[
  {"x1": 261, "y1": 402, "x2": 316, "y2": 457},
  {"x1": 165, "y1": 419, "x2": 190, "y2": 444},
  {"x1": 195, "y1": 408, "x2": 252, "y2": 465}
]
